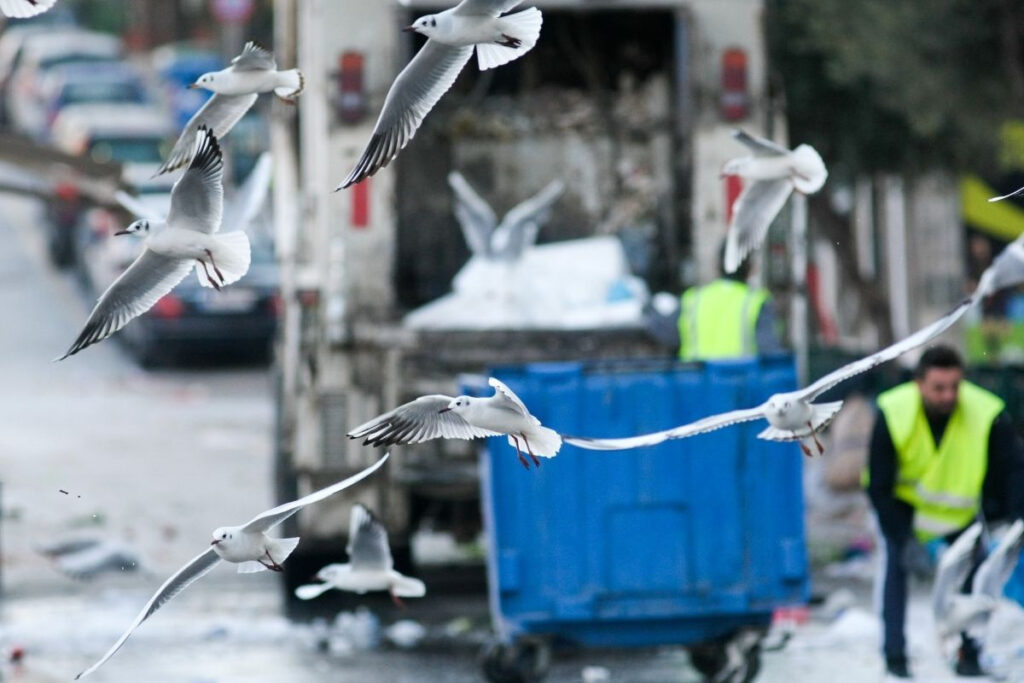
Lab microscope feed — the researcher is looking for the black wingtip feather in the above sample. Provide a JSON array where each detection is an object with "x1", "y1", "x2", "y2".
[{"x1": 190, "y1": 126, "x2": 223, "y2": 176}]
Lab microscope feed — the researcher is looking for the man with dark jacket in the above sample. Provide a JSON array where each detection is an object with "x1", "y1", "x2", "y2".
[{"x1": 865, "y1": 345, "x2": 1024, "y2": 678}]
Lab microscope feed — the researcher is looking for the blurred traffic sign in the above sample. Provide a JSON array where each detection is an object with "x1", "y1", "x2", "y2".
[{"x1": 211, "y1": 0, "x2": 254, "y2": 24}]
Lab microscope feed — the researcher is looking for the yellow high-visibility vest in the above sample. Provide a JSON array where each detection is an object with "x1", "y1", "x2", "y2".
[
  {"x1": 876, "y1": 381, "x2": 1004, "y2": 541},
  {"x1": 678, "y1": 279, "x2": 768, "y2": 361}
]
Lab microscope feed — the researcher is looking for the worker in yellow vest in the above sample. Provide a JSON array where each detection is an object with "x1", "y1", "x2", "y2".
[
  {"x1": 865, "y1": 345, "x2": 1024, "y2": 679},
  {"x1": 677, "y1": 245, "x2": 783, "y2": 361}
]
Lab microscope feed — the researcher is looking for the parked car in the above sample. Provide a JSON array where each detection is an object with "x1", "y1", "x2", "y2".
[
  {"x1": 36, "y1": 61, "x2": 153, "y2": 140},
  {"x1": 46, "y1": 103, "x2": 174, "y2": 266},
  {"x1": 5, "y1": 29, "x2": 121, "y2": 137}
]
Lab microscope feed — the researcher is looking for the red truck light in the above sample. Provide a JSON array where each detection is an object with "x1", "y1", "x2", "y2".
[{"x1": 720, "y1": 48, "x2": 749, "y2": 122}]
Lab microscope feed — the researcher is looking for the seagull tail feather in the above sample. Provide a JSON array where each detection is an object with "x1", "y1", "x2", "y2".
[
  {"x1": 478, "y1": 7, "x2": 543, "y2": 71},
  {"x1": 197, "y1": 231, "x2": 251, "y2": 288},
  {"x1": 790, "y1": 144, "x2": 828, "y2": 194},
  {"x1": 391, "y1": 572, "x2": 427, "y2": 598},
  {"x1": 510, "y1": 424, "x2": 562, "y2": 457},
  {"x1": 268, "y1": 536, "x2": 300, "y2": 565},
  {"x1": 274, "y1": 69, "x2": 304, "y2": 100}
]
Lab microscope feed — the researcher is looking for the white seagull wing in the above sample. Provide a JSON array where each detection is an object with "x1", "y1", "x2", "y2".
[
  {"x1": 975, "y1": 236, "x2": 1024, "y2": 301},
  {"x1": 933, "y1": 521, "x2": 984, "y2": 622},
  {"x1": 165, "y1": 127, "x2": 224, "y2": 235},
  {"x1": 732, "y1": 128, "x2": 790, "y2": 157},
  {"x1": 348, "y1": 395, "x2": 502, "y2": 446},
  {"x1": 564, "y1": 406, "x2": 767, "y2": 451},
  {"x1": 491, "y1": 179, "x2": 564, "y2": 258},
  {"x1": 74, "y1": 548, "x2": 220, "y2": 679},
  {"x1": 448, "y1": 171, "x2": 497, "y2": 257},
  {"x1": 156, "y1": 93, "x2": 257, "y2": 176},
  {"x1": 241, "y1": 452, "x2": 389, "y2": 534},
  {"x1": 0, "y1": 0, "x2": 58, "y2": 17},
  {"x1": 338, "y1": 41, "x2": 473, "y2": 189},
  {"x1": 488, "y1": 377, "x2": 532, "y2": 417},
  {"x1": 989, "y1": 185, "x2": 1024, "y2": 203},
  {"x1": 724, "y1": 177, "x2": 794, "y2": 274},
  {"x1": 114, "y1": 190, "x2": 162, "y2": 221},
  {"x1": 231, "y1": 41, "x2": 276, "y2": 71},
  {"x1": 797, "y1": 296, "x2": 974, "y2": 401},
  {"x1": 347, "y1": 503, "x2": 393, "y2": 572},
  {"x1": 453, "y1": 0, "x2": 523, "y2": 16},
  {"x1": 58, "y1": 250, "x2": 194, "y2": 359},
  {"x1": 972, "y1": 519, "x2": 1024, "y2": 599}
]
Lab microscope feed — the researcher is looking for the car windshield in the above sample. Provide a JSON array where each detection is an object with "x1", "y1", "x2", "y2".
[
  {"x1": 62, "y1": 81, "x2": 145, "y2": 106},
  {"x1": 88, "y1": 136, "x2": 164, "y2": 164}
]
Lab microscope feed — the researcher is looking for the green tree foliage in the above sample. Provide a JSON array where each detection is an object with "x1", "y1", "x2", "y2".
[{"x1": 768, "y1": 0, "x2": 1023, "y2": 175}]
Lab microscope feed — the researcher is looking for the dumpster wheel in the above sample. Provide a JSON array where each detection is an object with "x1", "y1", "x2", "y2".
[
  {"x1": 687, "y1": 626, "x2": 766, "y2": 683},
  {"x1": 481, "y1": 636, "x2": 551, "y2": 683}
]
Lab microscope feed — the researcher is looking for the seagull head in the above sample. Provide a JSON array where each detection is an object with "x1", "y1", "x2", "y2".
[
  {"x1": 440, "y1": 396, "x2": 471, "y2": 415},
  {"x1": 189, "y1": 72, "x2": 218, "y2": 91},
  {"x1": 766, "y1": 394, "x2": 793, "y2": 416},
  {"x1": 114, "y1": 219, "x2": 150, "y2": 237},
  {"x1": 210, "y1": 527, "x2": 235, "y2": 547},
  {"x1": 405, "y1": 14, "x2": 439, "y2": 37}
]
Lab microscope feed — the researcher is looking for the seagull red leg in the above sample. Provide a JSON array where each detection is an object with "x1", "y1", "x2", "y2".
[
  {"x1": 198, "y1": 259, "x2": 221, "y2": 291},
  {"x1": 510, "y1": 435, "x2": 530, "y2": 470},
  {"x1": 391, "y1": 589, "x2": 405, "y2": 608},
  {"x1": 204, "y1": 248, "x2": 225, "y2": 283},
  {"x1": 522, "y1": 435, "x2": 541, "y2": 468},
  {"x1": 260, "y1": 550, "x2": 284, "y2": 572},
  {"x1": 807, "y1": 421, "x2": 825, "y2": 455}
]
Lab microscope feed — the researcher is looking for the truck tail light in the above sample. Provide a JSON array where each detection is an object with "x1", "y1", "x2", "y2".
[{"x1": 720, "y1": 48, "x2": 749, "y2": 122}]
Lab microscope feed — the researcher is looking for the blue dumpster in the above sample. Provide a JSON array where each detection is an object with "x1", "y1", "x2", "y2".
[{"x1": 467, "y1": 358, "x2": 809, "y2": 679}]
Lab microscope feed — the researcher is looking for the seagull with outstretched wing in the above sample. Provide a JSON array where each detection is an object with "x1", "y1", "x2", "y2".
[
  {"x1": 156, "y1": 43, "x2": 302, "y2": 176},
  {"x1": 74, "y1": 453, "x2": 389, "y2": 679},
  {"x1": 59, "y1": 128, "x2": 251, "y2": 360},
  {"x1": 349, "y1": 377, "x2": 560, "y2": 469},
  {"x1": 722, "y1": 129, "x2": 828, "y2": 274},
  {"x1": 448, "y1": 171, "x2": 564, "y2": 260},
  {"x1": 338, "y1": 0, "x2": 543, "y2": 189},
  {"x1": 295, "y1": 503, "x2": 426, "y2": 605}
]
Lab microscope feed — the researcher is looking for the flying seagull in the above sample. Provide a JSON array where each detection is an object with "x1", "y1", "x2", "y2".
[
  {"x1": 0, "y1": 0, "x2": 58, "y2": 17},
  {"x1": 566, "y1": 235, "x2": 1024, "y2": 456},
  {"x1": 337, "y1": 0, "x2": 543, "y2": 189},
  {"x1": 156, "y1": 42, "x2": 303, "y2": 176},
  {"x1": 567, "y1": 296, "x2": 975, "y2": 456},
  {"x1": 448, "y1": 171, "x2": 564, "y2": 261},
  {"x1": 59, "y1": 127, "x2": 251, "y2": 360},
  {"x1": 932, "y1": 521, "x2": 989, "y2": 644},
  {"x1": 74, "y1": 452, "x2": 389, "y2": 679},
  {"x1": 721, "y1": 129, "x2": 828, "y2": 274},
  {"x1": 295, "y1": 503, "x2": 426, "y2": 605},
  {"x1": 932, "y1": 519, "x2": 1024, "y2": 656},
  {"x1": 37, "y1": 536, "x2": 146, "y2": 581},
  {"x1": 348, "y1": 377, "x2": 559, "y2": 469}
]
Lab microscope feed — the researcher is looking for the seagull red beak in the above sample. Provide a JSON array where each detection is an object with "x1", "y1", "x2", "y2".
[
  {"x1": 113, "y1": 229, "x2": 130, "y2": 236},
  {"x1": 210, "y1": 539, "x2": 220, "y2": 546},
  {"x1": 188, "y1": 83, "x2": 200, "y2": 89},
  {"x1": 402, "y1": 25, "x2": 416, "y2": 32},
  {"x1": 438, "y1": 407, "x2": 451, "y2": 413}
]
